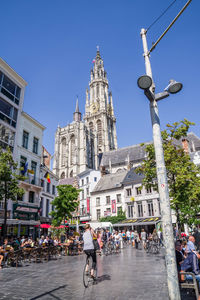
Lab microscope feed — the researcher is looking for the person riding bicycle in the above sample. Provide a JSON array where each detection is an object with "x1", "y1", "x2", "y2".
[{"x1": 83, "y1": 224, "x2": 97, "y2": 277}]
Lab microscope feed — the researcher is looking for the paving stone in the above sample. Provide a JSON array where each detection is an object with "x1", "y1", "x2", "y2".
[{"x1": 0, "y1": 247, "x2": 193, "y2": 300}]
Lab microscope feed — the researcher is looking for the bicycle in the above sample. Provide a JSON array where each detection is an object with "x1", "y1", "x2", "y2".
[{"x1": 83, "y1": 255, "x2": 97, "y2": 288}]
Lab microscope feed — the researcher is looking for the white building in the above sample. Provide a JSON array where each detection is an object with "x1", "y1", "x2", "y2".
[
  {"x1": 40, "y1": 165, "x2": 59, "y2": 227},
  {"x1": 14, "y1": 111, "x2": 45, "y2": 238},
  {"x1": 0, "y1": 58, "x2": 27, "y2": 160},
  {"x1": 78, "y1": 169, "x2": 101, "y2": 224},
  {"x1": 90, "y1": 170, "x2": 127, "y2": 221}
]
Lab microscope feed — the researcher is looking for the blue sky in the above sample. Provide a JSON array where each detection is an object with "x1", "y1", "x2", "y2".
[{"x1": 1, "y1": 0, "x2": 199, "y2": 155}]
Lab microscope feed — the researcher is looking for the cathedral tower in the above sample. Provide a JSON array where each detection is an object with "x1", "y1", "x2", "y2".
[
  {"x1": 84, "y1": 47, "x2": 118, "y2": 169},
  {"x1": 53, "y1": 48, "x2": 117, "y2": 178}
]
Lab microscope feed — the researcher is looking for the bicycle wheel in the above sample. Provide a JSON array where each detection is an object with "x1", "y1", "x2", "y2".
[{"x1": 83, "y1": 257, "x2": 91, "y2": 288}]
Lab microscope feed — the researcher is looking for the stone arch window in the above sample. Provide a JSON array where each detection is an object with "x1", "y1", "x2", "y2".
[
  {"x1": 61, "y1": 137, "x2": 66, "y2": 166},
  {"x1": 97, "y1": 84, "x2": 99, "y2": 97},
  {"x1": 70, "y1": 135, "x2": 75, "y2": 166},
  {"x1": 97, "y1": 119, "x2": 102, "y2": 147},
  {"x1": 60, "y1": 172, "x2": 65, "y2": 179},
  {"x1": 89, "y1": 122, "x2": 94, "y2": 133},
  {"x1": 70, "y1": 170, "x2": 73, "y2": 178}
]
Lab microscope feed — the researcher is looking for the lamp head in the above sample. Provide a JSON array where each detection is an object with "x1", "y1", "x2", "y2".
[
  {"x1": 165, "y1": 79, "x2": 183, "y2": 94},
  {"x1": 137, "y1": 75, "x2": 152, "y2": 90}
]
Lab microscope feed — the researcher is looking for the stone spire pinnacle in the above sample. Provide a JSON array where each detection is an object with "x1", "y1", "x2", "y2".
[
  {"x1": 75, "y1": 96, "x2": 79, "y2": 113},
  {"x1": 73, "y1": 96, "x2": 81, "y2": 122}
]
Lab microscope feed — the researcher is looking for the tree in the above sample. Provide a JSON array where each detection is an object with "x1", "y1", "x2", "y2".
[
  {"x1": 136, "y1": 119, "x2": 200, "y2": 230},
  {"x1": 50, "y1": 185, "x2": 80, "y2": 226},
  {"x1": 100, "y1": 210, "x2": 126, "y2": 224},
  {"x1": 0, "y1": 148, "x2": 25, "y2": 240}
]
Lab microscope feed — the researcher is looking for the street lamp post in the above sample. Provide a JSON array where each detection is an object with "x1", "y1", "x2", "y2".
[{"x1": 139, "y1": 28, "x2": 181, "y2": 300}]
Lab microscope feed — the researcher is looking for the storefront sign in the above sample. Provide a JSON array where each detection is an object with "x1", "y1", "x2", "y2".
[
  {"x1": 87, "y1": 198, "x2": 90, "y2": 214},
  {"x1": 112, "y1": 200, "x2": 116, "y2": 213},
  {"x1": 13, "y1": 204, "x2": 39, "y2": 221}
]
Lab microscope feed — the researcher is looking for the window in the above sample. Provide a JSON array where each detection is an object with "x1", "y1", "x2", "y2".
[
  {"x1": 46, "y1": 182, "x2": 50, "y2": 193},
  {"x1": 96, "y1": 209, "x2": 101, "y2": 220},
  {"x1": 40, "y1": 197, "x2": 43, "y2": 216},
  {"x1": 82, "y1": 190, "x2": 84, "y2": 200},
  {"x1": 128, "y1": 206, "x2": 133, "y2": 218},
  {"x1": 137, "y1": 202, "x2": 143, "y2": 217},
  {"x1": 41, "y1": 179, "x2": 44, "y2": 188},
  {"x1": 146, "y1": 187, "x2": 152, "y2": 194},
  {"x1": 46, "y1": 199, "x2": 49, "y2": 217},
  {"x1": 158, "y1": 200, "x2": 161, "y2": 215},
  {"x1": 52, "y1": 185, "x2": 55, "y2": 195},
  {"x1": 136, "y1": 187, "x2": 142, "y2": 195},
  {"x1": 96, "y1": 197, "x2": 100, "y2": 207},
  {"x1": 70, "y1": 135, "x2": 75, "y2": 166},
  {"x1": 33, "y1": 137, "x2": 39, "y2": 154},
  {"x1": 20, "y1": 155, "x2": 27, "y2": 169},
  {"x1": 31, "y1": 161, "x2": 37, "y2": 183},
  {"x1": 117, "y1": 194, "x2": 121, "y2": 203},
  {"x1": 94, "y1": 177, "x2": 97, "y2": 182},
  {"x1": 0, "y1": 124, "x2": 15, "y2": 150},
  {"x1": 29, "y1": 191, "x2": 35, "y2": 203},
  {"x1": 106, "y1": 196, "x2": 110, "y2": 205},
  {"x1": 86, "y1": 177, "x2": 89, "y2": 184},
  {"x1": 81, "y1": 179, "x2": 84, "y2": 186},
  {"x1": 61, "y1": 137, "x2": 66, "y2": 166},
  {"x1": 86, "y1": 187, "x2": 89, "y2": 196},
  {"x1": 126, "y1": 188, "x2": 132, "y2": 196},
  {"x1": 22, "y1": 131, "x2": 29, "y2": 149},
  {"x1": 0, "y1": 98, "x2": 18, "y2": 128},
  {"x1": 117, "y1": 206, "x2": 122, "y2": 215},
  {"x1": 0, "y1": 71, "x2": 21, "y2": 105},
  {"x1": 148, "y1": 201, "x2": 154, "y2": 216}
]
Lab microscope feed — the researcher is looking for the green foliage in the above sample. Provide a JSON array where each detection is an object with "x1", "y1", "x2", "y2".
[
  {"x1": 100, "y1": 210, "x2": 126, "y2": 224},
  {"x1": 0, "y1": 147, "x2": 25, "y2": 238},
  {"x1": 50, "y1": 185, "x2": 80, "y2": 226},
  {"x1": 136, "y1": 119, "x2": 200, "y2": 228}
]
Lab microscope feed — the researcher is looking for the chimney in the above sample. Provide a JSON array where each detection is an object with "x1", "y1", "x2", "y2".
[
  {"x1": 182, "y1": 139, "x2": 190, "y2": 153},
  {"x1": 101, "y1": 166, "x2": 107, "y2": 177}
]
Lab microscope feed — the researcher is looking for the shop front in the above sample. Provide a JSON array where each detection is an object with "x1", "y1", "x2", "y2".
[
  {"x1": 113, "y1": 217, "x2": 161, "y2": 234},
  {"x1": 12, "y1": 203, "x2": 40, "y2": 239}
]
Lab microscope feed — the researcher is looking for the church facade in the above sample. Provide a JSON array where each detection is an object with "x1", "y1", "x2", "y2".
[{"x1": 53, "y1": 49, "x2": 118, "y2": 178}]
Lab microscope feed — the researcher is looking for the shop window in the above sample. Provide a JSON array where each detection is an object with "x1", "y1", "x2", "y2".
[{"x1": 29, "y1": 191, "x2": 35, "y2": 203}]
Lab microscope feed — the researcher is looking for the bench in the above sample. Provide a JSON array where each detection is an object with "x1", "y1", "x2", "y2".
[{"x1": 180, "y1": 272, "x2": 199, "y2": 300}]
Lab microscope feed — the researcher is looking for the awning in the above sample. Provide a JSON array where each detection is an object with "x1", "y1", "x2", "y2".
[
  {"x1": 113, "y1": 217, "x2": 161, "y2": 227},
  {"x1": 40, "y1": 224, "x2": 51, "y2": 229}
]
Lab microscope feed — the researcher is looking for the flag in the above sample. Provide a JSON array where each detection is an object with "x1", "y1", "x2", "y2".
[
  {"x1": 21, "y1": 162, "x2": 28, "y2": 175},
  {"x1": 92, "y1": 58, "x2": 95, "y2": 63},
  {"x1": 44, "y1": 172, "x2": 51, "y2": 183},
  {"x1": 28, "y1": 169, "x2": 35, "y2": 175}
]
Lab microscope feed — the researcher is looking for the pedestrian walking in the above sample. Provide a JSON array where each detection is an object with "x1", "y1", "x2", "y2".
[
  {"x1": 141, "y1": 229, "x2": 147, "y2": 249},
  {"x1": 134, "y1": 230, "x2": 139, "y2": 249}
]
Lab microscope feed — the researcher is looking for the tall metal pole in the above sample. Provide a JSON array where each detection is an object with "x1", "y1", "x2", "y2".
[{"x1": 140, "y1": 28, "x2": 181, "y2": 300}]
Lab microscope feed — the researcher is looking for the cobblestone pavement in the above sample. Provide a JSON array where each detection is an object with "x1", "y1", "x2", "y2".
[{"x1": 0, "y1": 246, "x2": 194, "y2": 300}]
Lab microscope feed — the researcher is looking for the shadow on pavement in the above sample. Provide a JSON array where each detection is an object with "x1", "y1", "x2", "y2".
[
  {"x1": 29, "y1": 285, "x2": 67, "y2": 300},
  {"x1": 96, "y1": 274, "x2": 111, "y2": 284}
]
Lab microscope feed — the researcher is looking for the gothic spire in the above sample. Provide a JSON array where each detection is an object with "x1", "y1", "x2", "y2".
[
  {"x1": 75, "y1": 96, "x2": 79, "y2": 113},
  {"x1": 73, "y1": 96, "x2": 81, "y2": 122}
]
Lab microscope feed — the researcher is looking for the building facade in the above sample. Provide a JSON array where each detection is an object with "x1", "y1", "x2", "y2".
[
  {"x1": 53, "y1": 48, "x2": 117, "y2": 179},
  {"x1": 78, "y1": 169, "x2": 101, "y2": 224},
  {"x1": 39, "y1": 166, "x2": 59, "y2": 230},
  {"x1": 0, "y1": 58, "x2": 27, "y2": 159},
  {"x1": 13, "y1": 111, "x2": 45, "y2": 238}
]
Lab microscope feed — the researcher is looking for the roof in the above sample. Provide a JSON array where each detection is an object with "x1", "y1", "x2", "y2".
[
  {"x1": 100, "y1": 143, "x2": 150, "y2": 167},
  {"x1": 91, "y1": 170, "x2": 127, "y2": 193},
  {"x1": 122, "y1": 168, "x2": 144, "y2": 185},
  {"x1": 59, "y1": 177, "x2": 76, "y2": 185},
  {"x1": 101, "y1": 132, "x2": 200, "y2": 168},
  {"x1": 77, "y1": 168, "x2": 94, "y2": 178}
]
